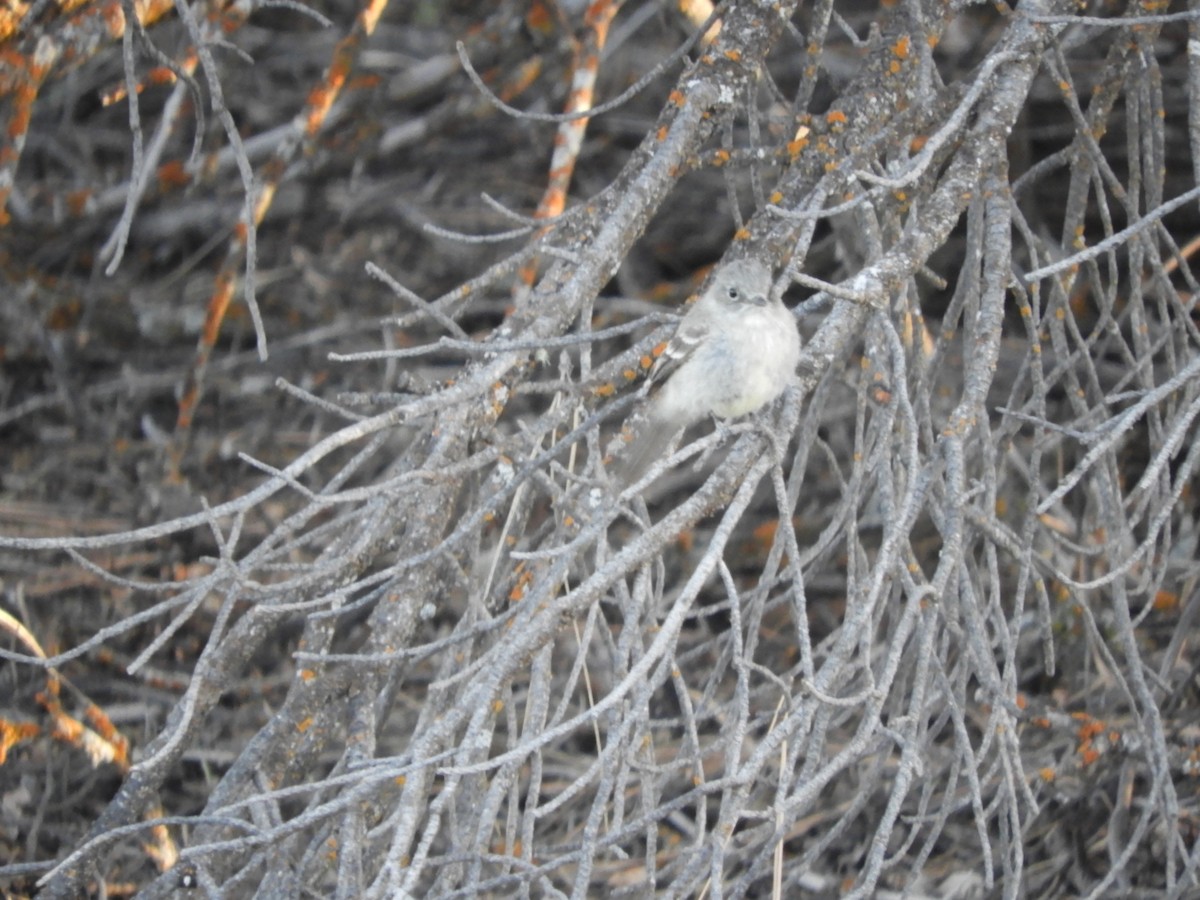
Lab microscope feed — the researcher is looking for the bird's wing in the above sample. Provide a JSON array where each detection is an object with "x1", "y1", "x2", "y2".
[{"x1": 647, "y1": 315, "x2": 711, "y2": 386}]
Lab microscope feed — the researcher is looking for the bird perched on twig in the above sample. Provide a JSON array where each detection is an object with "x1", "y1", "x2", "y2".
[{"x1": 613, "y1": 257, "x2": 801, "y2": 485}]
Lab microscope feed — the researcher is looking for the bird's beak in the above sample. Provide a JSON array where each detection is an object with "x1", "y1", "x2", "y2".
[{"x1": 749, "y1": 293, "x2": 768, "y2": 307}]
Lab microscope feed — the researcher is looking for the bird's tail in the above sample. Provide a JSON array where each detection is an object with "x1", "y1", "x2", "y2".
[{"x1": 611, "y1": 421, "x2": 681, "y2": 487}]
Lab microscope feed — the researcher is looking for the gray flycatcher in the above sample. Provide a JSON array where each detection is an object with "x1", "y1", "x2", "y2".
[{"x1": 615, "y1": 257, "x2": 801, "y2": 484}]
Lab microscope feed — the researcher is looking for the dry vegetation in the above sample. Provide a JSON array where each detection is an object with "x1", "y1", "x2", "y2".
[{"x1": 2, "y1": 0, "x2": 1200, "y2": 896}]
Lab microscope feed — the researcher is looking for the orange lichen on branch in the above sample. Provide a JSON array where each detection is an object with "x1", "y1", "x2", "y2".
[
  {"x1": 1072, "y1": 713, "x2": 1109, "y2": 767},
  {"x1": 524, "y1": 0, "x2": 555, "y2": 34},
  {"x1": 0, "y1": 718, "x2": 40, "y2": 765},
  {"x1": 677, "y1": 0, "x2": 722, "y2": 45},
  {"x1": 65, "y1": 188, "x2": 91, "y2": 218},
  {"x1": 99, "y1": 0, "x2": 127, "y2": 37},
  {"x1": 199, "y1": 272, "x2": 236, "y2": 346},
  {"x1": 38, "y1": 688, "x2": 128, "y2": 768},
  {"x1": 304, "y1": 0, "x2": 389, "y2": 137},
  {"x1": 157, "y1": 159, "x2": 191, "y2": 190},
  {"x1": 825, "y1": 109, "x2": 847, "y2": 130},
  {"x1": 509, "y1": 563, "x2": 533, "y2": 603},
  {"x1": 6, "y1": 80, "x2": 37, "y2": 136},
  {"x1": 494, "y1": 57, "x2": 542, "y2": 103},
  {"x1": 83, "y1": 703, "x2": 130, "y2": 769},
  {"x1": 101, "y1": 63, "x2": 179, "y2": 105},
  {"x1": 749, "y1": 518, "x2": 782, "y2": 553},
  {"x1": 142, "y1": 813, "x2": 179, "y2": 870},
  {"x1": 676, "y1": 528, "x2": 694, "y2": 553},
  {"x1": 172, "y1": 267, "x2": 236, "y2": 450},
  {"x1": 0, "y1": 4, "x2": 28, "y2": 45},
  {"x1": 787, "y1": 136, "x2": 809, "y2": 158},
  {"x1": 1153, "y1": 589, "x2": 1179, "y2": 611}
]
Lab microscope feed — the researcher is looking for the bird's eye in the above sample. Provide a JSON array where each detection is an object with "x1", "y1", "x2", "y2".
[{"x1": 726, "y1": 286, "x2": 740, "y2": 300}]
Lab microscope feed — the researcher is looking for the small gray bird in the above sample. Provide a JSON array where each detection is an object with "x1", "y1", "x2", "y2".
[{"x1": 615, "y1": 258, "x2": 801, "y2": 484}]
